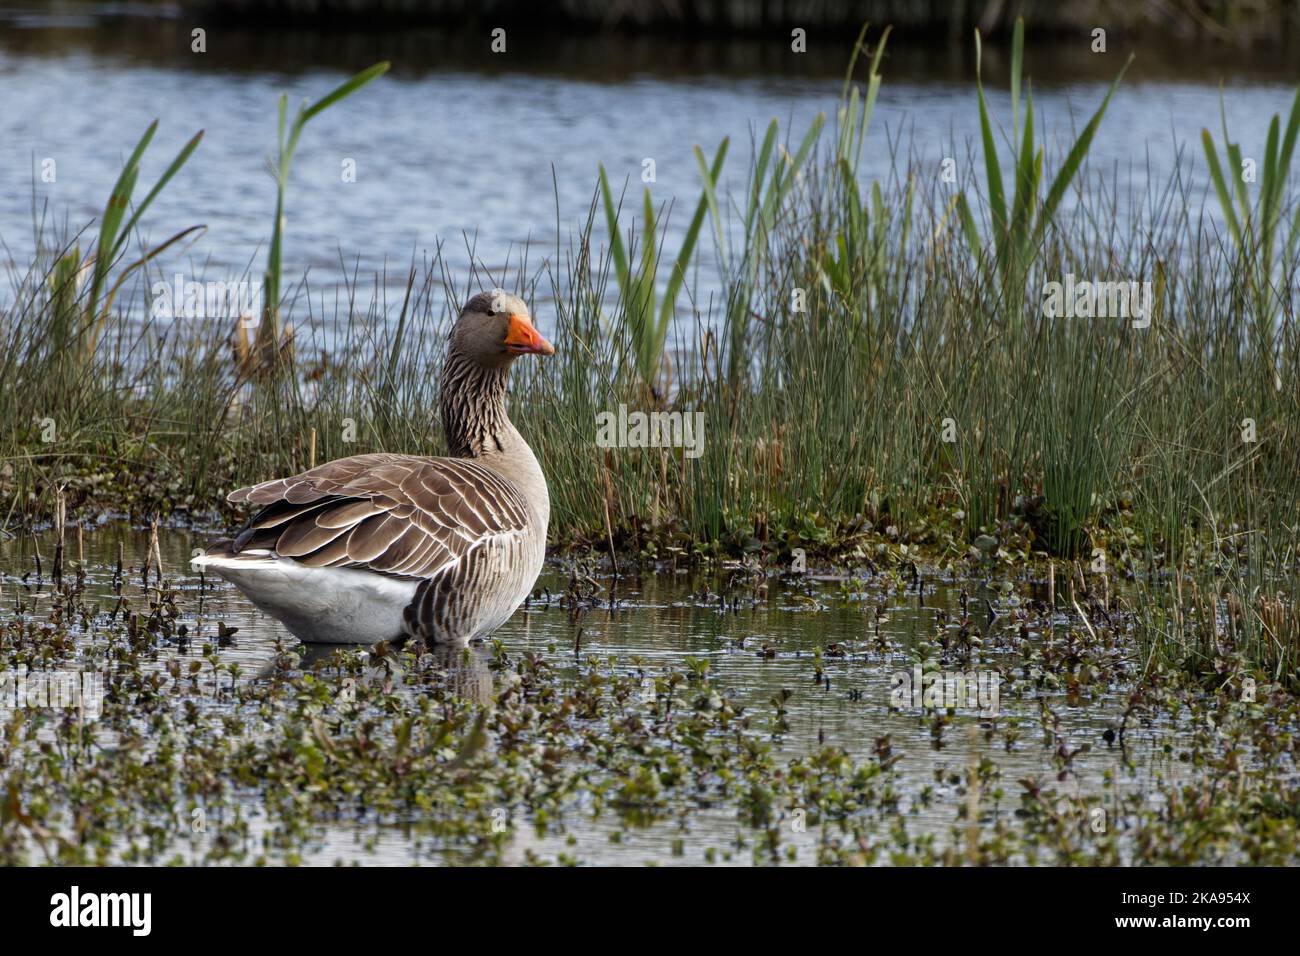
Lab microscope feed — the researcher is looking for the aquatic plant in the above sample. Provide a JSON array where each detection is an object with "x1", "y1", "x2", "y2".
[
  {"x1": 253, "y1": 61, "x2": 390, "y2": 372},
  {"x1": 2, "y1": 533, "x2": 1298, "y2": 866},
  {"x1": 820, "y1": 25, "x2": 907, "y2": 306},
  {"x1": 954, "y1": 17, "x2": 1131, "y2": 314},
  {"x1": 1201, "y1": 84, "x2": 1300, "y2": 332},
  {"x1": 49, "y1": 121, "x2": 203, "y2": 376},
  {"x1": 598, "y1": 138, "x2": 727, "y2": 401},
  {"x1": 715, "y1": 112, "x2": 825, "y2": 393}
]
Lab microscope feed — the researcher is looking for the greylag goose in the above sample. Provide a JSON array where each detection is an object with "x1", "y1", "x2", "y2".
[{"x1": 192, "y1": 290, "x2": 553, "y2": 644}]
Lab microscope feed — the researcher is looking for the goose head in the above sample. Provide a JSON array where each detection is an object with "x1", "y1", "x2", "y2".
[{"x1": 451, "y1": 289, "x2": 554, "y2": 368}]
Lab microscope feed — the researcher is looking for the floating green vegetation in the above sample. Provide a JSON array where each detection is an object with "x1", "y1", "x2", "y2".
[{"x1": 0, "y1": 527, "x2": 1297, "y2": 866}]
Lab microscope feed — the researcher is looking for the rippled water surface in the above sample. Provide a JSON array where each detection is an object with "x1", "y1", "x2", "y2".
[
  {"x1": 1, "y1": 7, "x2": 1298, "y2": 330},
  {"x1": 1, "y1": 524, "x2": 1196, "y2": 865}
]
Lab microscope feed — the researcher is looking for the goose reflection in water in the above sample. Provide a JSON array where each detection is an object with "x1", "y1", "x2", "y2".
[{"x1": 271, "y1": 638, "x2": 494, "y2": 707}]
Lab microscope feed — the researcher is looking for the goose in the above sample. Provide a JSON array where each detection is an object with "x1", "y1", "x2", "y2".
[{"x1": 191, "y1": 290, "x2": 554, "y2": 645}]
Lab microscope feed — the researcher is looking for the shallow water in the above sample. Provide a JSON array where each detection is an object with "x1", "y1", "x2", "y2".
[
  {"x1": 1, "y1": 523, "x2": 1196, "y2": 865},
  {"x1": 1, "y1": 6, "x2": 1298, "y2": 336}
]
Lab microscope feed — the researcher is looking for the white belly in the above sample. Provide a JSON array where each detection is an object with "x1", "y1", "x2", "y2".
[{"x1": 194, "y1": 554, "x2": 419, "y2": 644}]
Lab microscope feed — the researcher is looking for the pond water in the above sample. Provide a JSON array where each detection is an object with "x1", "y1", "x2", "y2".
[
  {"x1": 1, "y1": 5, "x2": 1298, "y2": 337},
  {"x1": 2, "y1": 523, "x2": 1196, "y2": 865}
]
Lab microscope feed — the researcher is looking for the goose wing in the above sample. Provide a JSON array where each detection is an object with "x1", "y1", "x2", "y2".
[{"x1": 225, "y1": 453, "x2": 531, "y2": 579}]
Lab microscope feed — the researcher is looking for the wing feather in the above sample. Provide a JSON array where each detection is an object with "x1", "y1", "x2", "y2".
[{"x1": 226, "y1": 454, "x2": 531, "y2": 579}]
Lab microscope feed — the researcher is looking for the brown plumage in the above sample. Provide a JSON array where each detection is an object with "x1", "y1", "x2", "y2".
[
  {"x1": 193, "y1": 290, "x2": 554, "y2": 645},
  {"x1": 227, "y1": 454, "x2": 530, "y2": 578}
]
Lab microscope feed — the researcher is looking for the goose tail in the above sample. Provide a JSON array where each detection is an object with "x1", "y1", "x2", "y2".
[{"x1": 190, "y1": 540, "x2": 280, "y2": 571}]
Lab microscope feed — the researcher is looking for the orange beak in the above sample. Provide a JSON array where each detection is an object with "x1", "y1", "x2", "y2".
[{"x1": 504, "y1": 313, "x2": 554, "y2": 355}]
